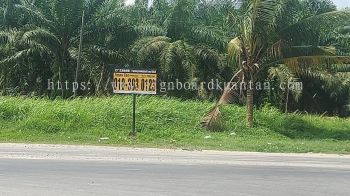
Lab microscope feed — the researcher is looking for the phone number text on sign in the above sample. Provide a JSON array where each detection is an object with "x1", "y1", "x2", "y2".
[{"x1": 113, "y1": 69, "x2": 157, "y2": 95}]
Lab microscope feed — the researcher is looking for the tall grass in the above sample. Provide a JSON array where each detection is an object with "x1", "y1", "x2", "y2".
[{"x1": 0, "y1": 96, "x2": 349, "y2": 153}]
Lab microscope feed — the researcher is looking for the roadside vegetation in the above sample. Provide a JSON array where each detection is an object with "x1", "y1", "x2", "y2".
[
  {"x1": 1, "y1": 96, "x2": 349, "y2": 153},
  {"x1": 0, "y1": 0, "x2": 349, "y2": 151},
  {"x1": 1, "y1": 1, "x2": 350, "y2": 119}
]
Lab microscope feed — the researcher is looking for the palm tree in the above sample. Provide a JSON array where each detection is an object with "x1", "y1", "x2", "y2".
[
  {"x1": 129, "y1": 0, "x2": 232, "y2": 98},
  {"x1": 0, "y1": 0, "x2": 19, "y2": 27},
  {"x1": 131, "y1": 36, "x2": 195, "y2": 80},
  {"x1": 0, "y1": 0, "x2": 135, "y2": 97},
  {"x1": 202, "y1": 0, "x2": 350, "y2": 129},
  {"x1": 277, "y1": 22, "x2": 350, "y2": 116},
  {"x1": 0, "y1": 25, "x2": 55, "y2": 94}
]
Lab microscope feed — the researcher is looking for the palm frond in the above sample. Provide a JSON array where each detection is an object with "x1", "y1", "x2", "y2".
[
  {"x1": 201, "y1": 106, "x2": 222, "y2": 131},
  {"x1": 0, "y1": 7, "x2": 4, "y2": 25},
  {"x1": 158, "y1": 40, "x2": 196, "y2": 80},
  {"x1": 0, "y1": 31, "x2": 10, "y2": 44},
  {"x1": 134, "y1": 24, "x2": 167, "y2": 37},
  {"x1": 194, "y1": 45, "x2": 220, "y2": 64},
  {"x1": 281, "y1": 11, "x2": 350, "y2": 44},
  {"x1": 15, "y1": 4, "x2": 54, "y2": 27},
  {"x1": 0, "y1": 27, "x2": 52, "y2": 57},
  {"x1": 276, "y1": 57, "x2": 349, "y2": 90},
  {"x1": 269, "y1": 64, "x2": 296, "y2": 82},
  {"x1": 87, "y1": 45, "x2": 123, "y2": 62},
  {"x1": 228, "y1": 37, "x2": 242, "y2": 64},
  {"x1": 284, "y1": 46, "x2": 337, "y2": 57},
  {"x1": 172, "y1": 40, "x2": 195, "y2": 74},
  {"x1": 21, "y1": 28, "x2": 60, "y2": 52},
  {"x1": 190, "y1": 26, "x2": 229, "y2": 51},
  {"x1": 201, "y1": 69, "x2": 243, "y2": 130},
  {"x1": 280, "y1": 56, "x2": 350, "y2": 73},
  {"x1": 331, "y1": 64, "x2": 350, "y2": 72},
  {"x1": 266, "y1": 39, "x2": 288, "y2": 59},
  {"x1": 159, "y1": 42, "x2": 178, "y2": 76},
  {"x1": 0, "y1": 48, "x2": 43, "y2": 65},
  {"x1": 250, "y1": 0, "x2": 284, "y2": 28},
  {"x1": 269, "y1": 64, "x2": 302, "y2": 101},
  {"x1": 0, "y1": 28, "x2": 25, "y2": 44},
  {"x1": 131, "y1": 36, "x2": 171, "y2": 65}
]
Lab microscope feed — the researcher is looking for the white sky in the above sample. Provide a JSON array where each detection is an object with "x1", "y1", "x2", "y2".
[
  {"x1": 125, "y1": 0, "x2": 154, "y2": 8},
  {"x1": 124, "y1": 0, "x2": 134, "y2": 6},
  {"x1": 332, "y1": 0, "x2": 350, "y2": 8},
  {"x1": 124, "y1": 0, "x2": 350, "y2": 9}
]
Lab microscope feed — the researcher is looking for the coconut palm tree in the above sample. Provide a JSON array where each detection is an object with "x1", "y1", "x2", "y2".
[{"x1": 202, "y1": 0, "x2": 350, "y2": 129}]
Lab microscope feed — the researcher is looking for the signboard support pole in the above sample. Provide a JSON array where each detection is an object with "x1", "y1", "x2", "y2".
[{"x1": 131, "y1": 93, "x2": 137, "y2": 137}]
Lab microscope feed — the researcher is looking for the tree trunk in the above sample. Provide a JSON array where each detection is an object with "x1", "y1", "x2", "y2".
[
  {"x1": 74, "y1": 10, "x2": 85, "y2": 97},
  {"x1": 96, "y1": 64, "x2": 105, "y2": 95},
  {"x1": 246, "y1": 88, "x2": 254, "y2": 127},
  {"x1": 285, "y1": 89, "x2": 289, "y2": 114},
  {"x1": 58, "y1": 66, "x2": 63, "y2": 97}
]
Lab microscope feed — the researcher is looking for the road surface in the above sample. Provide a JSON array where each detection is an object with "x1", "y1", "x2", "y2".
[{"x1": 0, "y1": 143, "x2": 350, "y2": 196}]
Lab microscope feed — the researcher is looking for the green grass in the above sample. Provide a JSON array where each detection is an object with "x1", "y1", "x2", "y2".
[{"x1": 0, "y1": 96, "x2": 349, "y2": 153}]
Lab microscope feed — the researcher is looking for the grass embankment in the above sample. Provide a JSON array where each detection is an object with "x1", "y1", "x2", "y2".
[{"x1": 0, "y1": 96, "x2": 349, "y2": 153}]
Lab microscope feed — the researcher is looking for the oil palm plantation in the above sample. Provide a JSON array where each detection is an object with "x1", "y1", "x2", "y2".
[
  {"x1": 0, "y1": 0, "x2": 135, "y2": 97},
  {"x1": 0, "y1": 0, "x2": 349, "y2": 120},
  {"x1": 129, "y1": 0, "x2": 232, "y2": 98}
]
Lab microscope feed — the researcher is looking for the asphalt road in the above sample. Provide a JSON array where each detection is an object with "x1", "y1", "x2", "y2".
[{"x1": 0, "y1": 144, "x2": 350, "y2": 196}]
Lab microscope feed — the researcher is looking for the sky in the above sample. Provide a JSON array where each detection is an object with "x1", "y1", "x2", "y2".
[
  {"x1": 332, "y1": 0, "x2": 350, "y2": 8},
  {"x1": 124, "y1": 0, "x2": 134, "y2": 6},
  {"x1": 125, "y1": 0, "x2": 152, "y2": 7},
  {"x1": 125, "y1": 0, "x2": 350, "y2": 9}
]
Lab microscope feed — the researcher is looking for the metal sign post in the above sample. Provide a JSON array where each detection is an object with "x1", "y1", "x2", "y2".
[
  {"x1": 131, "y1": 93, "x2": 136, "y2": 137},
  {"x1": 113, "y1": 68, "x2": 157, "y2": 137}
]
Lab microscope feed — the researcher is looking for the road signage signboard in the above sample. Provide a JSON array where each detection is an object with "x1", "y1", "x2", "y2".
[
  {"x1": 113, "y1": 68, "x2": 157, "y2": 137},
  {"x1": 113, "y1": 69, "x2": 157, "y2": 95}
]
